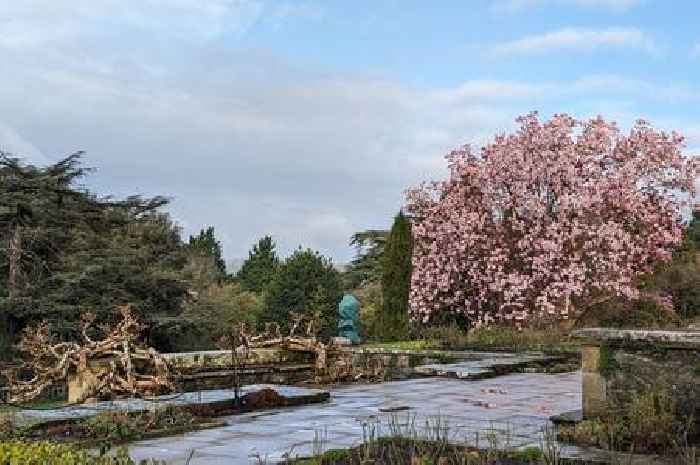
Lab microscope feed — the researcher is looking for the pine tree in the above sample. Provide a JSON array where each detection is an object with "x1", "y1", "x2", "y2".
[
  {"x1": 236, "y1": 236, "x2": 279, "y2": 293},
  {"x1": 379, "y1": 211, "x2": 413, "y2": 340},
  {"x1": 188, "y1": 226, "x2": 226, "y2": 277}
]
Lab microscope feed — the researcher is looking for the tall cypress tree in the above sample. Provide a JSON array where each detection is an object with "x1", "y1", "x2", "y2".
[
  {"x1": 236, "y1": 236, "x2": 279, "y2": 293},
  {"x1": 379, "y1": 211, "x2": 413, "y2": 341}
]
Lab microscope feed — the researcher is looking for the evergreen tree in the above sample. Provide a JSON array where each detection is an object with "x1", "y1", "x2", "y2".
[
  {"x1": 236, "y1": 236, "x2": 279, "y2": 292},
  {"x1": 650, "y1": 209, "x2": 700, "y2": 320},
  {"x1": 188, "y1": 226, "x2": 226, "y2": 277},
  {"x1": 0, "y1": 152, "x2": 187, "y2": 346},
  {"x1": 262, "y1": 248, "x2": 342, "y2": 337},
  {"x1": 345, "y1": 229, "x2": 388, "y2": 289},
  {"x1": 379, "y1": 211, "x2": 413, "y2": 340}
]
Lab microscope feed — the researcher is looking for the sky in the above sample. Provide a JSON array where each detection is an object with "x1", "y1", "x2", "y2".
[{"x1": 1, "y1": 0, "x2": 699, "y2": 264}]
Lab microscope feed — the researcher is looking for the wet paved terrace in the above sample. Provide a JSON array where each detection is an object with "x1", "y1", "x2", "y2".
[{"x1": 128, "y1": 371, "x2": 584, "y2": 465}]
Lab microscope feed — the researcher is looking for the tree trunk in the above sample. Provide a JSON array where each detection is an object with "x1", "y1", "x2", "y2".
[{"x1": 8, "y1": 225, "x2": 22, "y2": 299}]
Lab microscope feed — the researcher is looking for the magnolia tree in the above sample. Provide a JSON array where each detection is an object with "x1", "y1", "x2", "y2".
[{"x1": 406, "y1": 113, "x2": 699, "y2": 326}]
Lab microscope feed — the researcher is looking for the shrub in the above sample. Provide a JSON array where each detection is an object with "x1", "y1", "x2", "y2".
[
  {"x1": 181, "y1": 281, "x2": 263, "y2": 345},
  {"x1": 353, "y1": 282, "x2": 381, "y2": 340},
  {"x1": 417, "y1": 324, "x2": 570, "y2": 352},
  {"x1": 0, "y1": 412, "x2": 22, "y2": 440},
  {"x1": 559, "y1": 384, "x2": 692, "y2": 454},
  {"x1": 0, "y1": 441, "x2": 162, "y2": 464},
  {"x1": 81, "y1": 406, "x2": 195, "y2": 442},
  {"x1": 262, "y1": 248, "x2": 342, "y2": 337}
]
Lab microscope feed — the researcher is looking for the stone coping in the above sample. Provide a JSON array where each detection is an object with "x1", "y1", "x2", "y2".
[
  {"x1": 17, "y1": 384, "x2": 329, "y2": 426},
  {"x1": 572, "y1": 328, "x2": 700, "y2": 347},
  {"x1": 162, "y1": 347, "x2": 488, "y2": 359}
]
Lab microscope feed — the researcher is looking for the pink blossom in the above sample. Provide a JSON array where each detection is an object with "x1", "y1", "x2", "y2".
[{"x1": 406, "y1": 113, "x2": 699, "y2": 325}]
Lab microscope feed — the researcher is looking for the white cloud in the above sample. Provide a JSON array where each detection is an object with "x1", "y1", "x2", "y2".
[
  {"x1": 0, "y1": 123, "x2": 49, "y2": 164},
  {"x1": 433, "y1": 75, "x2": 698, "y2": 105},
  {"x1": 0, "y1": 0, "x2": 323, "y2": 49},
  {"x1": 0, "y1": 2, "x2": 694, "y2": 261},
  {"x1": 492, "y1": 0, "x2": 643, "y2": 13},
  {"x1": 491, "y1": 27, "x2": 658, "y2": 56}
]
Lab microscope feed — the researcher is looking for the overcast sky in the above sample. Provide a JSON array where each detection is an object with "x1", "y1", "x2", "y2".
[{"x1": 1, "y1": 0, "x2": 699, "y2": 263}]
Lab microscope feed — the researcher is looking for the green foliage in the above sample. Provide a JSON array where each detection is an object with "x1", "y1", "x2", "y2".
[
  {"x1": 262, "y1": 248, "x2": 342, "y2": 337},
  {"x1": 416, "y1": 325, "x2": 573, "y2": 353},
  {"x1": 365, "y1": 340, "x2": 432, "y2": 351},
  {"x1": 81, "y1": 406, "x2": 194, "y2": 442},
  {"x1": 560, "y1": 385, "x2": 688, "y2": 453},
  {"x1": 509, "y1": 446, "x2": 542, "y2": 462},
  {"x1": 0, "y1": 441, "x2": 162, "y2": 465},
  {"x1": 182, "y1": 281, "x2": 263, "y2": 343},
  {"x1": 353, "y1": 282, "x2": 382, "y2": 340},
  {"x1": 598, "y1": 345, "x2": 618, "y2": 377},
  {"x1": 654, "y1": 212, "x2": 700, "y2": 320},
  {"x1": 379, "y1": 212, "x2": 413, "y2": 341},
  {"x1": 236, "y1": 236, "x2": 279, "y2": 293},
  {"x1": 188, "y1": 226, "x2": 226, "y2": 278},
  {"x1": 345, "y1": 230, "x2": 388, "y2": 289},
  {"x1": 0, "y1": 153, "x2": 188, "y2": 349}
]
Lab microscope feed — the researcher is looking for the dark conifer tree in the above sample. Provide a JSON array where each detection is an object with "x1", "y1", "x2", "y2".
[
  {"x1": 379, "y1": 211, "x2": 413, "y2": 340},
  {"x1": 188, "y1": 226, "x2": 226, "y2": 277},
  {"x1": 236, "y1": 236, "x2": 279, "y2": 293}
]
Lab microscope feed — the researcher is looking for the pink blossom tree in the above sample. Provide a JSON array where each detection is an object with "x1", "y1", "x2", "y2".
[{"x1": 406, "y1": 113, "x2": 698, "y2": 326}]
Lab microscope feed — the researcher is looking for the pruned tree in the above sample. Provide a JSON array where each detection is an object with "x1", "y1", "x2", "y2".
[
  {"x1": 3, "y1": 306, "x2": 172, "y2": 403},
  {"x1": 406, "y1": 113, "x2": 699, "y2": 326},
  {"x1": 222, "y1": 312, "x2": 328, "y2": 382}
]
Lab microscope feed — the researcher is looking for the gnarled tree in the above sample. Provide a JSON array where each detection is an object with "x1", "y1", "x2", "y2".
[
  {"x1": 406, "y1": 113, "x2": 699, "y2": 326},
  {"x1": 3, "y1": 306, "x2": 172, "y2": 403}
]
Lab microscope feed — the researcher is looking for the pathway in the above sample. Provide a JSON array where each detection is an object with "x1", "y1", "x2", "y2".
[{"x1": 128, "y1": 371, "x2": 584, "y2": 465}]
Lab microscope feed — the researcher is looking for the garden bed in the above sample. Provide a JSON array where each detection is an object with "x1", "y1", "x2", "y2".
[{"x1": 1, "y1": 387, "x2": 330, "y2": 446}]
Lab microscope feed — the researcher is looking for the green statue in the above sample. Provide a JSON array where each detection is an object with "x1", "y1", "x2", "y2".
[{"x1": 338, "y1": 294, "x2": 361, "y2": 344}]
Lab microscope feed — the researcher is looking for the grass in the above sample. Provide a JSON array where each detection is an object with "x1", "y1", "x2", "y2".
[
  {"x1": 365, "y1": 340, "x2": 435, "y2": 351},
  {"x1": 368, "y1": 326, "x2": 579, "y2": 354},
  {"x1": 283, "y1": 413, "x2": 564, "y2": 465},
  {"x1": 286, "y1": 412, "x2": 699, "y2": 465}
]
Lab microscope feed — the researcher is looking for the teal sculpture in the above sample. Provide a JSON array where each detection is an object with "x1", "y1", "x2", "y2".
[{"x1": 337, "y1": 294, "x2": 361, "y2": 344}]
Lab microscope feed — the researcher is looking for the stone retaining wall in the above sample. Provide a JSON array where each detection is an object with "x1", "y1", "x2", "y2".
[
  {"x1": 63, "y1": 347, "x2": 447, "y2": 402},
  {"x1": 573, "y1": 328, "x2": 700, "y2": 425}
]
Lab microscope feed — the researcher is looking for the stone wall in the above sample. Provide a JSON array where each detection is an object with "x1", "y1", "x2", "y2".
[
  {"x1": 63, "y1": 347, "x2": 445, "y2": 402},
  {"x1": 574, "y1": 328, "x2": 700, "y2": 425}
]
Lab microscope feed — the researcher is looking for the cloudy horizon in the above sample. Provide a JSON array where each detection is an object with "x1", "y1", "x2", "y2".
[{"x1": 1, "y1": 0, "x2": 699, "y2": 264}]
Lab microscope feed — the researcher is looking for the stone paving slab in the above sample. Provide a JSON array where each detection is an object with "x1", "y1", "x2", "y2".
[
  {"x1": 17, "y1": 384, "x2": 328, "y2": 425},
  {"x1": 127, "y1": 372, "x2": 586, "y2": 465},
  {"x1": 413, "y1": 353, "x2": 561, "y2": 379}
]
